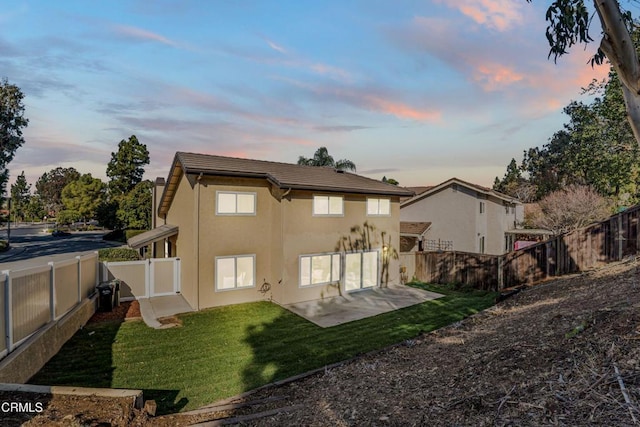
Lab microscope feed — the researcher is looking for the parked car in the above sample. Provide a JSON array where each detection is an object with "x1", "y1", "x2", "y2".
[{"x1": 51, "y1": 230, "x2": 71, "y2": 237}]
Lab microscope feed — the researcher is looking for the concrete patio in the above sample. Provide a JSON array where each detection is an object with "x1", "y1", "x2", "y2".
[
  {"x1": 138, "y1": 294, "x2": 194, "y2": 329},
  {"x1": 284, "y1": 285, "x2": 443, "y2": 328}
]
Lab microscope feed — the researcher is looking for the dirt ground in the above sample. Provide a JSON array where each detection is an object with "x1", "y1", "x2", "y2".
[{"x1": 5, "y1": 260, "x2": 640, "y2": 426}]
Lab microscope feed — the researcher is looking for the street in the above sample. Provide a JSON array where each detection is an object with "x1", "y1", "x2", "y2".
[{"x1": 0, "y1": 224, "x2": 124, "y2": 271}]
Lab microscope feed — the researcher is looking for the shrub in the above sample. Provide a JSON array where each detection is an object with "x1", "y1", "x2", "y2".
[
  {"x1": 98, "y1": 248, "x2": 140, "y2": 262},
  {"x1": 0, "y1": 240, "x2": 8, "y2": 252}
]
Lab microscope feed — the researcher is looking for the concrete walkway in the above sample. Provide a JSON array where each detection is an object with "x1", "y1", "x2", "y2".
[
  {"x1": 284, "y1": 285, "x2": 443, "y2": 328},
  {"x1": 138, "y1": 294, "x2": 194, "y2": 329}
]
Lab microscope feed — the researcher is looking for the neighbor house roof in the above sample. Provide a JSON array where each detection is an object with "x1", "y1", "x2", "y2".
[
  {"x1": 401, "y1": 177, "x2": 520, "y2": 208},
  {"x1": 400, "y1": 221, "x2": 431, "y2": 236},
  {"x1": 159, "y1": 152, "x2": 414, "y2": 216}
]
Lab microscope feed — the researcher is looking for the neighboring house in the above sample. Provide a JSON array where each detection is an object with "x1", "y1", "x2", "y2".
[
  {"x1": 399, "y1": 221, "x2": 431, "y2": 252},
  {"x1": 400, "y1": 178, "x2": 523, "y2": 255},
  {"x1": 129, "y1": 152, "x2": 414, "y2": 310}
]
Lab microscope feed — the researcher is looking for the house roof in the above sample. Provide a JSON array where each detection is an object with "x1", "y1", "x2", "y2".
[
  {"x1": 400, "y1": 221, "x2": 431, "y2": 236},
  {"x1": 127, "y1": 224, "x2": 179, "y2": 249},
  {"x1": 159, "y1": 152, "x2": 414, "y2": 216},
  {"x1": 401, "y1": 186, "x2": 432, "y2": 203},
  {"x1": 401, "y1": 177, "x2": 520, "y2": 208}
]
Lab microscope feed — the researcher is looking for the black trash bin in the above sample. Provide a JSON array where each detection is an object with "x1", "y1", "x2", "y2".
[{"x1": 96, "y1": 281, "x2": 115, "y2": 312}]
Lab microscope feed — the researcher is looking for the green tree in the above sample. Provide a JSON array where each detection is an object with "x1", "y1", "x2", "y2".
[
  {"x1": 530, "y1": 0, "x2": 640, "y2": 144},
  {"x1": 61, "y1": 174, "x2": 106, "y2": 224},
  {"x1": 0, "y1": 79, "x2": 28, "y2": 201},
  {"x1": 382, "y1": 176, "x2": 399, "y2": 186},
  {"x1": 297, "y1": 146, "x2": 356, "y2": 172},
  {"x1": 10, "y1": 171, "x2": 31, "y2": 222},
  {"x1": 498, "y1": 67, "x2": 640, "y2": 203},
  {"x1": 24, "y1": 196, "x2": 45, "y2": 222},
  {"x1": 106, "y1": 135, "x2": 150, "y2": 196},
  {"x1": 117, "y1": 180, "x2": 152, "y2": 229},
  {"x1": 35, "y1": 167, "x2": 81, "y2": 216}
]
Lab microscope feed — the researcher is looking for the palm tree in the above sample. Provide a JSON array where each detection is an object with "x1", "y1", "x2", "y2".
[{"x1": 297, "y1": 147, "x2": 356, "y2": 172}]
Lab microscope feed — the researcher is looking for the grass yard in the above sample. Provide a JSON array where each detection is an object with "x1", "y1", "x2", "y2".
[{"x1": 30, "y1": 283, "x2": 496, "y2": 414}]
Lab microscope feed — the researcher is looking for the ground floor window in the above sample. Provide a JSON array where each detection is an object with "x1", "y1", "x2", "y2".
[
  {"x1": 345, "y1": 250, "x2": 379, "y2": 291},
  {"x1": 215, "y1": 255, "x2": 255, "y2": 291},
  {"x1": 299, "y1": 253, "x2": 341, "y2": 287}
]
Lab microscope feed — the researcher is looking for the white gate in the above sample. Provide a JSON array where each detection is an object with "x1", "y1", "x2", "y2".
[{"x1": 101, "y1": 257, "x2": 181, "y2": 299}]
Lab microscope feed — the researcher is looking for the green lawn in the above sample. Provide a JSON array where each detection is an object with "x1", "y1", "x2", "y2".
[{"x1": 30, "y1": 283, "x2": 496, "y2": 414}]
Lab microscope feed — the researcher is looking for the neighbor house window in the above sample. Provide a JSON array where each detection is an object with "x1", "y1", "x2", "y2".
[
  {"x1": 216, "y1": 191, "x2": 256, "y2": 215},
  {"x1": 479, "y1": 201, "x2": 485, "y2": 214},
  {"x1": 313, "y1": 195, "x2": 343, "y2": 216},
  {"x1": 215, "y1": 255, "x2": 255, "y2": 290},
  {"x1": 367, "y1": 198, "x2": 391, "y2": 216},
  {"x1": 299, "y1": 253, "x2": 341, "y2": 287}
]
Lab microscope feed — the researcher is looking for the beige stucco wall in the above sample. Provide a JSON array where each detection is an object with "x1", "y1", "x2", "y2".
[
  {"x1": 194, "y1": 176, "x2": 280, "y2": 309},
  {"x1": 278, "y1": 191, "x2": 402, "y2": 305},
  {"x1": 401, "y1": 185, "x2": 520, "y2": 255},
  {"x1": 401, "y1": 186, "x2": 477, "y2": 252},
  {"x1": 164, "y1": 173, "x2": 404, "y2": 309},
  {"x1": 164, "y1": 172, "x2": 197, "y2": 308}
]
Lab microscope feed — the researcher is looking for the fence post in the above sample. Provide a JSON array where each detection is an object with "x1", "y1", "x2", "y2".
[
  {"x1": 76, "y1": 256, "x2": 82, "y2": 303},
  {"x1": 146, "y1": 259, "x2": 151, "y2": 298},
  {"x1": 497, "y1": 256, "x2": 504, "y2": 290},
  {"x1": 2, "y1": 270, "x2": 12, "y2": 353},
  {"x1": 48, "y1": 262, "x2": 55, "y2": 322},
  {"x1": 618, "y1": 214, "x2": 624, "y2": 261}
]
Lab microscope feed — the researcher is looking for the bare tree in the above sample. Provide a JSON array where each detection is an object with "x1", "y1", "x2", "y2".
[{"x1": 530, "y1": 185, "x2": 610, "y2": 234}]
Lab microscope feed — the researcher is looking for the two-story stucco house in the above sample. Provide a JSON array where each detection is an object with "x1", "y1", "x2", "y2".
[
  {"x1": 132, "y1": 152, "x2": 413, "y2": 310},
  {"x1": 400, "y1": 178, "x2": 523, "y2": 255}
]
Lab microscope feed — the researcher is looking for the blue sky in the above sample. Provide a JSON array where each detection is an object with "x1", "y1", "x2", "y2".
[{"x1": 1, "y1": 0, "x2": 610, "y2": 189}]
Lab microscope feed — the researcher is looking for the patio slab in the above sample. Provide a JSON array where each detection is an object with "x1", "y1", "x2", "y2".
[
  {"x1": 284, "y1": 285, "x2": 443, "y2": 328},
  {"x1": 138, "y1": 294, "x2": 194, "y2": 329}
]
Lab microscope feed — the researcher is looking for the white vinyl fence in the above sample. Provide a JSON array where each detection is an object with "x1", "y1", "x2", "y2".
[
  {"x1": 101, "y1": 257, "x2": 180, "y2": 299},
  {"x1": 0, "y1": 253, "x2": 99, "y2": 359}
]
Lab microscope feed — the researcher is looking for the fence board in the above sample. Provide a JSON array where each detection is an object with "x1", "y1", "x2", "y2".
[
  {"x1": 79, "y1": 254, "x2": 98, "y2": 299},
  {"x1": 0, "y1": 273, "x2": 6, "y2": 358},
  {"x1": 9, "y1": 266, "x2": 51, "y2": 346},
  {"x1": 411, "y1": 204, "x2": 640, "y2": 290},
  {"x1": 51, "y1": 259, "x2": 79, "y2": 319}
]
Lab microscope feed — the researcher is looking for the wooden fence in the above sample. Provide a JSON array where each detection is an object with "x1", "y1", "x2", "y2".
[{"x1": 402, "y1": 203, "x2": 640, "y2": 291}]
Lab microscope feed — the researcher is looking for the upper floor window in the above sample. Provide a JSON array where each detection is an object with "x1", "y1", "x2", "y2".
[
  {"x1": 313, "y1": 195, "x2": 343, "y2": 216},
  {"x1": 367, "y1": 198, "x2": 391, "y2": 216},
  {"x1": 216, "y1": 191, "x2": 256, "y2": 215},
  {"x1": 479, "y1": 201, "x2": 485, "y2": 214}
]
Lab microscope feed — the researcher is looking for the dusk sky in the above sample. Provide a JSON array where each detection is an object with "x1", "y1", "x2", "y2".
[{"x1": 1, "y1": 0, "x2": 610, "y2": 189}]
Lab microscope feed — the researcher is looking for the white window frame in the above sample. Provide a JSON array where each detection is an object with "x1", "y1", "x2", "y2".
[
  {"x1": 312, "y1": 195, "x2": 344, "y2": 216},
  {"x1": 215, "y1": 254, "x2": 256, "y2": 291},
  {"x1": 216, "y1": 191, "x2": 257, "y2": 215},
  {"x1": 366, "y1": 198, "x2": 391, "y2": 216},
  {"x1": 344, "y1": 250, "x2": 379, "y2": 292},
  {"x1": 299, "y1": 252, "x2": 341, "y2": 287}
]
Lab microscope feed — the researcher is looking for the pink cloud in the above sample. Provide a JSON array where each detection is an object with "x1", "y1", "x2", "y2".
[
  {"x1": 473, "y1": 63, "x2": 524, "y2": 91},
  {"x1": 111, "y1": 24, "x2": 180, "y2": 48},
  {"x1": 363, "y1": 95, "x2": 441, "y2": 121},
  {"x1": 435, "y1": 0, "x2": 524, "y2": 31}
]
